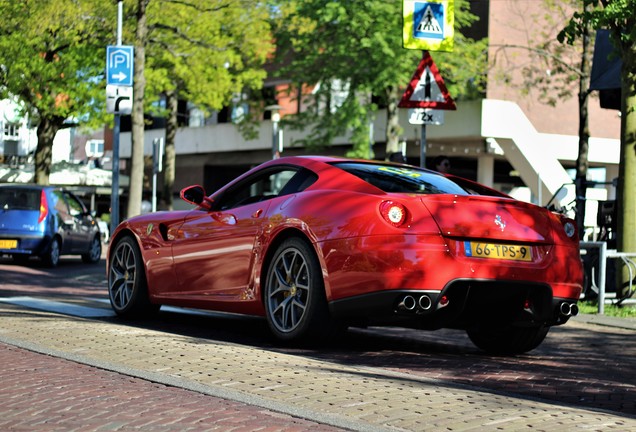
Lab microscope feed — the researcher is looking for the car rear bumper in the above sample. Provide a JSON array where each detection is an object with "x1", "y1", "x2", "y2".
[
  {"x1": 0, "y1": 233, "x2": 49, "y2": 255},
  {"x1": 328, "y1": 281, "x2": 579, "y2": 330},
  {"x1": 318, "y1": 234, "x2": 583, "y2": 302}
]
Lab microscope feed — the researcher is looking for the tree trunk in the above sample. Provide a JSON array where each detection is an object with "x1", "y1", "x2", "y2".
[
  {"x1": 616, "y1": 44, "x2": 636, "y2": 298},
  {"x1": 384, "y1": 85, "x2": 401, "y2": 160},
  {"x1": 34, "y1": 116, "x2": 63, "y2": 185},
  {"x1": 575, "y1": 18, "x2": 592, "y2": 239},
  {"x1": 127, "y1": 0, "x2": 148, "y2": 218},
  {"x1": 163, "y1": 88, "x2": 177, "y2": 210}
]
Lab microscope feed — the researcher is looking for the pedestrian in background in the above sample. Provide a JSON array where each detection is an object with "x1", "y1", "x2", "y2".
[{"x1": 433, "y1": 155, "x2": 451, "y2": 173}]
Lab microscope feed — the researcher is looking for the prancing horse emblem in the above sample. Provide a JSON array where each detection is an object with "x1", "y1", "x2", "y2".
[{"x1": 494, "y1": 215, "x2": 506, "y2": 232}]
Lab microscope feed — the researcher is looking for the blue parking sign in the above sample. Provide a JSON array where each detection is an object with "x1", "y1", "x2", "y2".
[{"x1": 106, "y1": 45, "x2": 134, "y2": 86}]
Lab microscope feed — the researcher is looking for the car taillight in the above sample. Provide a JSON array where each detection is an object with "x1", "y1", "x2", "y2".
[
  {"x1": 380, "y1": 201, "x2": 408, "y2": 227},
  {"x1": 563, "y1": 220, "x2": 576, "y2": 238},
  {"x1": 38, "y1": 190, "x2": 48, "y2": 223}
]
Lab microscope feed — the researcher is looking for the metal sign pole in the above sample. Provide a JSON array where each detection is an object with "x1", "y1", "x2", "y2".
[
  {"x1": 420, "y1": 124, "x2": 427, "y2": 168},
  {"x1": 111, "y1": 115, "x2": 120, "y2": 233},
  {"x1": 110, "y1": 0, "x2": 123, "y2": 235},
  {"x1": 151, "y1": 138, "x2": 163, "y2": 212},
  {"x1": 151, "y1": 155, "x2": 157, "y2": 213}
]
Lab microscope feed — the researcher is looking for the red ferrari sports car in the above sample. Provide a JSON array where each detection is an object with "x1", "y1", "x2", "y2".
[{"x1": 107, "y1": 156, "x2": 583, "y2": 354}]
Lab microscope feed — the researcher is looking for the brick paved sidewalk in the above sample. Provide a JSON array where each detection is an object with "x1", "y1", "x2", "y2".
[
  {"x1": 0, "y1": 343, "x2": 339, "y2": 432},
  {"x1": 1, "y1": 303, "x2": 635, "y2": 432}
]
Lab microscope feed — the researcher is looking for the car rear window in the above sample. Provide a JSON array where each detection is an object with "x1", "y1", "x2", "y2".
[
  {"x1": 0, "y1": 188, "x2": 41, "y2": 210},
  {"x1": 332, "y1": 162, "x2": 471, "y2": 195}
]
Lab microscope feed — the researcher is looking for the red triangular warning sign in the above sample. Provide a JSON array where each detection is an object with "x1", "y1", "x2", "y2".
[{"x1": 398, "y1": 51, "x2": 456, "y2": 110}]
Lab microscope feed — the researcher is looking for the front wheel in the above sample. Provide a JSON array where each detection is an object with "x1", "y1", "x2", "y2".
[
  {"x1": 466, "y1": 324, "x2": 550, "y2": 355},
  {"x1": 108, "y1": 236, "x2": 159, "y2": 317},
  {"x1": 264, "y1": 237, "x2": 331, "y2": 342}
]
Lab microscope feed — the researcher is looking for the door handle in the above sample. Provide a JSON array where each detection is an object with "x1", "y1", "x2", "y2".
[{"x1": 212, "y1": 213, "x2": 237, "y2": 225}]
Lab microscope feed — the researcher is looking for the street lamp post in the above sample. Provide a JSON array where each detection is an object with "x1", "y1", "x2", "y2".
[{"x1": 265, "y1": 104, "x2": 282, "y2": 159}]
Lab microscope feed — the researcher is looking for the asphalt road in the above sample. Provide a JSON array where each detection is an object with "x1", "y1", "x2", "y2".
[{"x1": 1, "y1": 252, "x2": 635, "y2": 431}]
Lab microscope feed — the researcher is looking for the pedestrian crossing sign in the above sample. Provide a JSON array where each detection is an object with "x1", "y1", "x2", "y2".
[{"x1": 403, "y1": 0, "x2": 454, "y2": 52}]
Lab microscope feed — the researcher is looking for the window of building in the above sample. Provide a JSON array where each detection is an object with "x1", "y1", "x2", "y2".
[
  {"x1": 3, "y1": 123, "x2": 19, "y2": 139},
  {"x1": 86, "y1": 140, "x2": 105, "y2": 158}
]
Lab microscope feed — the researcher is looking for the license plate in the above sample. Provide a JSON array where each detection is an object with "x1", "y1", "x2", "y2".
[
  {"x1": 464, "y1": 241, "x2": 532, "y2": 262},
  {"x1": 0, "y1": 239, "x2": 18, "y2": 249}
]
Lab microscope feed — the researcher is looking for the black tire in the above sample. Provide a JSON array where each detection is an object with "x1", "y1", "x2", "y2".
[
  {"x1": 466, "y1": 324, "x2": 550, "y2": 355},
  {"x1": 108, "y1": 236, "x2": 159, "y2": 317},
  {"x1": 12, "y1": 254, "x2": 30, "y2": 265},
  {"x1": 82, "y1": 236, "x2": 102, "y2": 264},
  {"x1": 264, "y1": 237, "x2": 331, "y2": 342},
  {"x1": 41, "y1": 238, "x2": 61, "y2": 268}
]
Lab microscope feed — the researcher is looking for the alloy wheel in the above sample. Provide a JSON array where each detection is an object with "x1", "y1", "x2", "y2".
[
  {"x1": 43, "y1": 239, "x2": 60, "y2": 267},
  {"x1": 267, "y1": 246, "x2": 311, "y2": 334},
  {"x1": 109, "y1": 240, "x2": 137, "y2": 311}
]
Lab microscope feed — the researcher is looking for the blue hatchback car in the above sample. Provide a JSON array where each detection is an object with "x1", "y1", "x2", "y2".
[{"x1": 0, "y1": 184, "x2": 102, "y2": 267}]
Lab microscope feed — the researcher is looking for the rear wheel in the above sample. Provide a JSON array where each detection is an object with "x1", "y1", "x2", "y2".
[
  {"x1": 41, "y1": 238, "x2": 60, "y2": 267},
  {"x1": 466, "y1": 324, "x2": 549, "y2": 355},
  {"x1": 82, "y1": 236, "x2": 102, "y2": 264},
  {"x1": 108, "y1": 236, "x2": 159, "y2": 317},
  {"x1": 264, "y1": 237, "x2": 331, "y2": 342},
  {"x1": 12, "y1": 254, "x2": 30, "y2": 265}
]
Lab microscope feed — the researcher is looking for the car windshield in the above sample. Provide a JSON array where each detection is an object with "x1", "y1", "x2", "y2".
[
  {"x1": 0, "y1": 188, "x2": 41, "y2": 210},
  {"x1": 332, "y1": 162, "x2": 471, "y2": 195}
]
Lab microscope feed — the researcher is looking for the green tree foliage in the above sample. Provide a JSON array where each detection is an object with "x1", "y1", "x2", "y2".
[
  {"x1": 125, "y1": 0, "x2": 273, "y2": 212},
  {"x1": 0, "y1": 1, "x2": 112, "y2": 184},
  {"x1": 145, "y1": 1, "x2": 272, "y2": 114},
  {"x1": 559, "y1": 0, "x2": 636, "y2": 294},
  {"x1": 271, "y1": 0, "x2": 487, "y2": 159}
]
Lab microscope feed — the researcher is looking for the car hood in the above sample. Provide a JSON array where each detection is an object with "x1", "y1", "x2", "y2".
[{"x1": 420, "y1": 195, "x2": 554, "y2": 244}]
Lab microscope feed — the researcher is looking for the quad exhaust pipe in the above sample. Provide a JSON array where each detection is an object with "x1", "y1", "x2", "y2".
[
  {"x1": 418, "y1": 295, "x2": 432, "y2": 310},
  {"x1": 397, "y1": 294, "x2": 434, "y2": 313},
  {"x1": 397, "y1": 295, "x2": 417, "y2": 311},
  {"x1": 559, "y1": 302, "x2": 579, "y2": 317}
]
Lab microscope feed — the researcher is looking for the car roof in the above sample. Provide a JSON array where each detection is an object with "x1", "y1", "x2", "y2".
[
  {"x1": 261, "y1": 156, "x2": 509, "y2": 198},
  {"x1": 0, "y1": 184, "x2": 53, "y2": 190},
  {"x1": 260, "y1": 155, "x2": 418, "y2": 170},
  {"x1": 261, "y1": 155, "x2": 445, "y2": 177}
]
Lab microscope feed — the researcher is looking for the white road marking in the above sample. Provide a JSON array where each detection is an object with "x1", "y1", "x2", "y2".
[{"x1": 0, "y1": 296, "x2": 115, "y2": 318}]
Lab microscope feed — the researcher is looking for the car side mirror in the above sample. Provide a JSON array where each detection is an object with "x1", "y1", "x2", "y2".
[{"x1": 180, "y1": 185, "x2": 213, "y2": 209}]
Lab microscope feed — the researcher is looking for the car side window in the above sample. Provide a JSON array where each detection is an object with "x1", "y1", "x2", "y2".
[
  {"x1": 52, "y1": 190, "x2": 70, "y2": 216},
  {"x1": 215, "y1": 168, "x2": 316, "y2": 211},
  {"x1": 64, "y1": 192, "x2": 86, "y2": 218}
]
